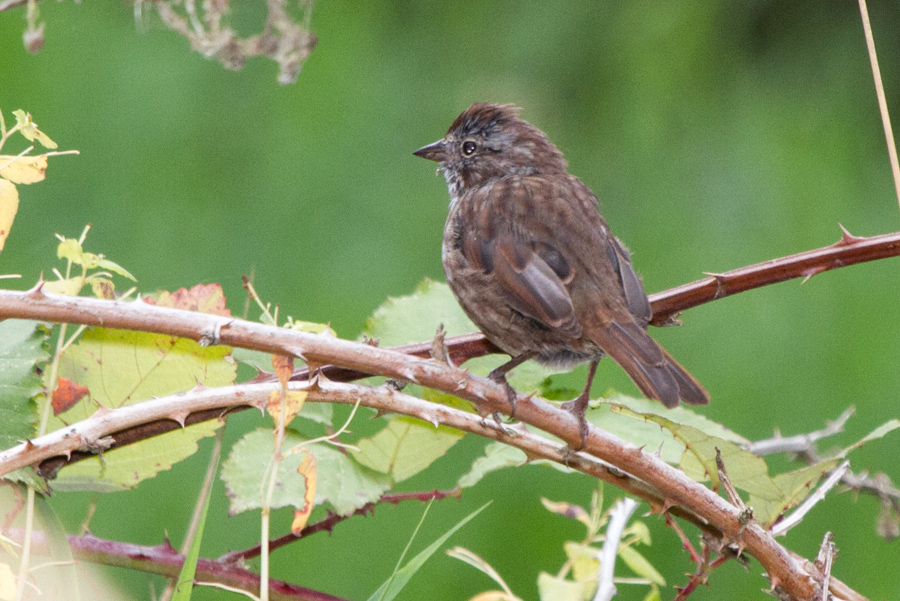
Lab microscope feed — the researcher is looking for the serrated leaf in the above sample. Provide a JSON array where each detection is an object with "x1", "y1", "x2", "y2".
[
  {"x1": 752, "y1": 461, "x2": 838, "y2": 527},
  {"x1": 50, "y1": 326, "x2": 234, "y2": 490},
  {"x1": 618, "y1": 545, "x2": 665, "y2": 586},
  {"x1": 0, "y1": 321, "x2": 47, "y2": 452},
  {"x1": 0, "y1": 179, "x2": 20, "y2": 252},
  {"x1": 57, "y1": 327, "x2": 234, "y2": 415},
  {"x1": 52, "y1": 420, "x2": 223, "y2": 492},
  {"x1": 362, "y1": 278, "x2": 477, "y2": 346},
  {"x1": 353, "y1": 417, "x2": 463, "y2": 482},
  {"x1": 611, "y1": 404, "x2": 781, "y2": 503},
  {"x1": 605, "y1": 393, "x2": 747, "y2": 444},
  {"x1": 458, "y1": 442, "x2": 527, "y2": 488},
  {"x1": 222, "y1": 428, "x2": 391, "y2": 516},
  {"x1": 0, "y1": 155, "x2": 47, "y2": 184}
]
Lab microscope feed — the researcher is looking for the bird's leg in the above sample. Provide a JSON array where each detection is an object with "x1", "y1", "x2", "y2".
[
  {"x1": 487, "y1": 351, "x2": 536, "y2": 422},
  {"x1": 561, "y1": 359, "x2": 600, "y2": 452}
]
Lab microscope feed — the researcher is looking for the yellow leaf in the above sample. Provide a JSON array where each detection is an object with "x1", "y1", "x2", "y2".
[
  {"x1": 56, "y1": 238, "x2": 84, "y2": 262},
  {"x1": 12, "y1": 109, "x2": 57, "y2": 149},
  {"x1": 0, "y1": 155, "x2": 47, "y2": 184},
  {"x1": 267, "y1": 389, "x2": 308, "y2": 426},
  {"x1": 0, "y1": 180, "x2": 20, "y2": 252},
  {"x1": 291, "y1": 449, "x2": 317, "y2": 534}
]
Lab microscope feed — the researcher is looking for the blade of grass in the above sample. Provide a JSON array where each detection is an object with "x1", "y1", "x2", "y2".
[{"x1": 367, "y1": 502, "x2": 490, "y2": 601}]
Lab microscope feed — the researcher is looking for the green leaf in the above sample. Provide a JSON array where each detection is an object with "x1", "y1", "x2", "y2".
[
  {"x1": 51, "y1": 422, "x2": 223, "y2": 493},
  {"x1": 222, "y1": 428, "x2": 391, "y2": 516},
  {"x1": 94, "y1": 257, "x2": 136, "y2": 281},
  {"x1": 458, "y1": 442, "x2": 528, "y2": 488},
  {"x1": 618, "y1": 545, "x2": 665, "y2": 586},
  {"x1": 50, "y1": 326, "x2": 235, "y2": 490},
  {"x1": 752, "y1": 461, "x2": 838, "y2": 527},
  {"x1": 611, "y1": 403, "x2": 781, "y2": 502},
  {"x1": 0, "y1": 320, "x2": 47, "y2": 452},
  {"x1": 362, "y1": 278, "x2": 477, "y2": 346},
  {"x1": 353, "y1": 417, "x2": 464, "y2": 482},
  {"x1": 57, "y1": 327, "x2": 235, "y2": 416},
  {"x1": 366, "y1": 502, "x2": 489, "y2": 601}
]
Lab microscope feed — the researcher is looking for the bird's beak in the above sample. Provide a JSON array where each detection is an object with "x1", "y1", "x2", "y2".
[{"x1": 413, "y1": 139, "x2": 447, "y2": 162}]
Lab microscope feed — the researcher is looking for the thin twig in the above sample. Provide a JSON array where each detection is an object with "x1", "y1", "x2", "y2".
[
  {"x1": 746, "y1": 408, "x2": 854, "y2": 456},
  {"x1": 220, "y1": 489, "x2": 461, "y2": 564},
  {"x1": 771, "y1": 461, "x2": 851, "y2": 538},
  {"x1": 857, "y1": 0, "x2": 900, "y2": 212}
]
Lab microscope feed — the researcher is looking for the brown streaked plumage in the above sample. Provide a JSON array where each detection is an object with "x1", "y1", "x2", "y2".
[{"x1": 414, "y1": 103, "x2": 708, "y2": 444}]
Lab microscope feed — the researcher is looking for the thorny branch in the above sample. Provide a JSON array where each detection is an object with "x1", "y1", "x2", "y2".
[
  {"x1": 1, "y1": 228, "x2": 898, "y2": 600},
  {"x1": 2, "y1": 527, "x2": 348, "y2": 601}
]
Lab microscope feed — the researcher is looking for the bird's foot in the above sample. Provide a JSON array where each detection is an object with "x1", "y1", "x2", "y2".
[
  {"x1": 487, "y1": 369, "x2": 519, "y2": 420},
  {"x1": 560, "y1": 391, "x2": 591, "y2": 454}
]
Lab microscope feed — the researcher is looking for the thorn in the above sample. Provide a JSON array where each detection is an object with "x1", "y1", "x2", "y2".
[
  {"x1": 26, "y1": 277, "x2": 46, "y2": 298},
  {"x1": 661, "y1": 498, "x2": 676, "y2": 514},
  {"x1": 800, "y1": 265, "x2": 827, "y2": 284},
  {"x1": 23, "y1": 439, "x2": 36, "y2": 451},
  {"x1": 702, "y1": 272, "x2": 729, "y2": 299},
  {"x1": 171, "y1": 410, "x2": 190, "y2": 428},
  {"x1": 834, "y1": 223, "x2": 866, "y2": 246}
]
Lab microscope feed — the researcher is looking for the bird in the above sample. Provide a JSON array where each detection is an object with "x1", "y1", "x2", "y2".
[{"x1": 414, "y1": 103, "x2": 709, "y2": 446}]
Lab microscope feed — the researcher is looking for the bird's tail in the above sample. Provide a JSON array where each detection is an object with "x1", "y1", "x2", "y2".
[{"x1": 593, "y1": 321, "x2": 709, "y2": 407}]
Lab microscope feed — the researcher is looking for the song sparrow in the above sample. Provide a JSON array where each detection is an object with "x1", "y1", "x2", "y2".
[{"x1": 414, "y1": 103, "x2": 709, "y2": 443}]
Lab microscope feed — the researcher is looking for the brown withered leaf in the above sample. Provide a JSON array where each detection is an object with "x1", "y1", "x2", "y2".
[
  {"x1": 52, "y1": 377, "x2": 89, "y2": 416},
  {"x1": 272, "y1": 354, "x2": 294, "y2": 388}
]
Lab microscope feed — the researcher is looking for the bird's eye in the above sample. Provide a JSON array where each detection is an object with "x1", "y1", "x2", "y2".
[{"x1": 461, "y1": 141, "x2": 477, "y2": 156}]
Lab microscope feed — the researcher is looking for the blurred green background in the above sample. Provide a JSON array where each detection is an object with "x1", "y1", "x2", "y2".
[{"x1": 2, "y1": 1, "x2": 899, "y2": 599}]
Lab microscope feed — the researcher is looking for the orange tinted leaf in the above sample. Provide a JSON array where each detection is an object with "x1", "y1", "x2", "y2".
[
  {"x1": 0, "y1": 180, "x2": 20, "y2": 252},
  {"x1": 272, "y1": 354, "x2": 294, "y2": 387},
  {"x1": 291, "y1": 449, "x2": 317, "y2": 535},
  {"x1": 52, "y1": 377, "x2": 89, "y2": 415},
  {"x1": 0, "y1": 155, "x2": 47, "y2": 184},
  {"x1": 146, "y1": 283, "x2": 231, "y2": 316}
]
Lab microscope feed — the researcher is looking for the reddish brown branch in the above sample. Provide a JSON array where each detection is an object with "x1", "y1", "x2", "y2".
[
  {"x1": 2, "y1": 529, "x2": 348, "y2": 601},
  {"x1": 648, "y1": 226, "x2": 900, "y2": 326},
  {"x1": 220, "y1": 489, "x2": 462, "y2": 565}
]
